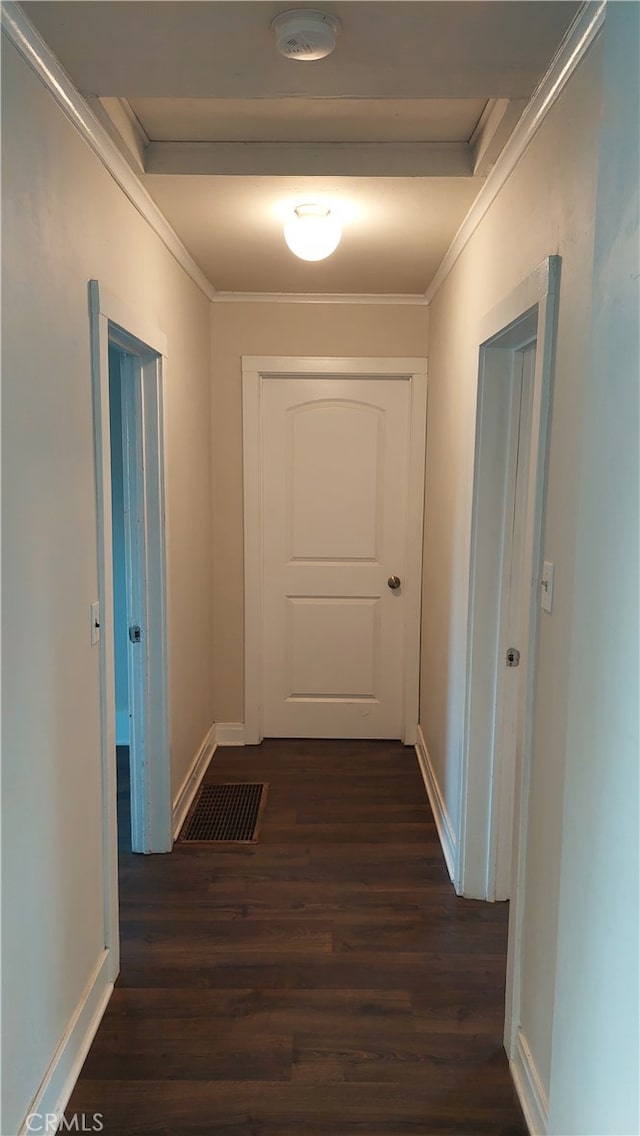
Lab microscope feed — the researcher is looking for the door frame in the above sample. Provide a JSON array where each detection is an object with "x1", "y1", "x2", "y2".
[
  {"x1": 455, "y1": 255, "x2": 560, "y2": 1038},
  {"x1": 242, "y1": 356, "x2": 428, "y2": 746},
  {"x1": 462, "y1": 317, "x2": 540, "y2": 904},
  {"x1": 89, "y1": 281, "x2": 172, "y2": 972},
  {"x1": 459, "y1": 258, "x2": 560, "y2": 901}
]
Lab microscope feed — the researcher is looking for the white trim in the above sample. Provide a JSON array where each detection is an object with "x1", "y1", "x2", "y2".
[
  {"x1": 243, "y1": 355, "x2": 428, "y2": 376},
  {"x1": 459, "y1": 258, "x2": 559, "y2": 903},
  {"x1": 414, "y1": 725, "x2": 457, "y2": 885},
  {"x1": 171, "y1": 723, "x2": 248, "y2": 840},
  {"x1": 90, "y1": 278, "x2": 172, "y2": 982},
  {"x1": 119, "y1": 97, "x2": 150, "y2": 150},
  {"x1": 92, "y1": 282, "x2": 173, "y2": 856},
  {"x1": 89, "y1": 286, "x2": 120, "y2": 973},
  {"x1": 90, "y1": 284, "x2": 167, "y2": 358},
  {"x1": 242, "y1": 356, "x2": 427, "y2": 746},
  {"x1": 19, "y1": 952, "x2": 113, "y2": 1136},
  {"x1": 448, "y1": 259, "x2": 560, "y2": 1087},
  {"x1": 403, "y1": 368, "x2": 428, "y2": 743},
  {"x1": 1, "y1": 0, "x2": 602, "y2": 313},
  {"x1": 172, "y1": 723, "x2": 217, "y2": 840},
  {"x1": 1, "y1": 2, "x2": 215, "y2": 303},
  {"x1": 503, "y1": 262, "x2": 561, "y2": 1060},
  {"x1": 215, "y1": 722, "x2": 247, "y2": 746},
  {"x1": 242, "y1": 358, "x2": 264, "y2": 747},
  {"x1": 470, "y1": 97, "x2": 528, "y2": 178},
  {"x1": 510, "y1": 1028, "x2": 549, "y2": 1136},
  {"x1": 86, "y1": 96, "x2": 148, "y2": 175},
  {"x1": 425, "y1": 1, "x2": 605, "y2": 304},
  {"x1": 214, "y1": 292, "x2": 427, "y2": 306},
  {"x1": 478, "y1": 258, "x2": 557, "y2": 345}
]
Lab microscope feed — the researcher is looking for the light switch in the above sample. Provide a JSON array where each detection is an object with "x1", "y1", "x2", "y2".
[
  {"x1": 541, "y1": 561, "x2": 554, "y2": 614},
  {"x1": 90, "y1": 601, "x2": 101, "y2": 645}
]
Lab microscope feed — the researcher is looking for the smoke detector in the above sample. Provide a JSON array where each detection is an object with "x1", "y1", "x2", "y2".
[{"x1": 272, "y1": 9, "x2": 340, "y2": 61}]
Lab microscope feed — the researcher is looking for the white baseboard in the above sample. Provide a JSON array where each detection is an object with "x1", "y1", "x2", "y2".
[
  {"x1": 19, "y1": 951, "x2": 113, "y2": 1136},
  {"x1": 510, "y1": 1027, "x2": 549, "y2": 1136},
  {"x1": 214, "y1": 722, "x2": 246, "y2": 746},
  {"x1": 172, "y1": 723, "x2": 217, "y2": 839},
  {"x1": 415, "y1": 724, "x2": 457, "y2": 884}
]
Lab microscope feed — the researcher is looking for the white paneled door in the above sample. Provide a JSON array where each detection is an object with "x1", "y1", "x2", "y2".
[{"x1": 261, "y1": 375, "x2": 413, "y2": 739}]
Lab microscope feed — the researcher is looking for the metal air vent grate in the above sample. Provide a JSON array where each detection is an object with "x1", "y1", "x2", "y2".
[{"x1": 178, "y1": 782, "x2": 268, "y2": 843}]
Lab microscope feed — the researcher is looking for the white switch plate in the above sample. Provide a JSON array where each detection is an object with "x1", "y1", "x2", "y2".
[
  {"x1": 541, "y1": 561, "x2": 554, "y2": 613},
  {"x1": 90, "y1": 601, "x2": 101, "y2": 645}
]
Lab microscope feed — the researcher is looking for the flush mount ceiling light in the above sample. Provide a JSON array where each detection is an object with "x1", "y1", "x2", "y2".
[
  {"x1": 272, "y1": 9, "x2": 340, "y2": 61},
  {"x1": 283, "y1": 204, "x2": 342, "y2": 261}
]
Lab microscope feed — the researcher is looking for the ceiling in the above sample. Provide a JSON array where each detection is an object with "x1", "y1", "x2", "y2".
[{"x1": 23, "y1": 1, "x2": 580, "y2": 296}]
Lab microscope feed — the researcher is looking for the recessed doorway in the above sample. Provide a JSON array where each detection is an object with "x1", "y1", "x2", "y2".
[
  {"x1": 89, "y1": 281, "x2": 172, "y2": 976},
  {"x1": 460, "y1": 258, "x2": 559, "y2": 908}
]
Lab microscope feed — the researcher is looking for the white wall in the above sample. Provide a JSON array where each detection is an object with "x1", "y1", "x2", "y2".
[
  {"x1": 548, "y1": 4, "x2": 639, "y2": 1132},
  {"x1": 422, "y1": 6, "x2": 639, "y2": 1127},
  {"x1": 210, "y1": 300, "x2": 428, "y2": 723},
  {"x1": 420, "y1": 27, "x2": 604, "y2": 1108},
  {"x1": 1, "y1": 38, "x2": 214, "y2": 1134}
]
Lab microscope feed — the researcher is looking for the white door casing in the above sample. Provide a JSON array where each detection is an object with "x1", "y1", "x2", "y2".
[
  {"x1": 460, "y1": 260, "x2": 559, "y2": 905},
  {"x1": 113, "y1": 339, "x2": 171, "y2": 855},
  {"x1": 89, "y1": 281, "x2": 172, "y2": 978},
  {"x1": 455, "y1": 258, "x2": 559, "y2": 1082},
  {"x1": 243, "y1": 357, "x2": 427, "y2": 744}
]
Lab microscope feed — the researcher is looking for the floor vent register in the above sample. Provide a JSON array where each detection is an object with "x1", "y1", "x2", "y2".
[{"x1": 178, "y1": 782, "x2": 268, "y2": 843}]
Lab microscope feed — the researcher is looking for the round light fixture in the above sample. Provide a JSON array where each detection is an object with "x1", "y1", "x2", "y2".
[
  {"x1": 272, "y1": 9, "x2": 340, "y2": 61},
  {"x1": 283, "y1": 204, "x2": 342, "y2": 261}
]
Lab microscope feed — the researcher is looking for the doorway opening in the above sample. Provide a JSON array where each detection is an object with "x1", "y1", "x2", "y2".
[
  {"x1": 108, "y1": 343, "x2": 134, "y2": 854},
  {"x1": 459, "y1": 259, "x2": 559, "y2": 906},
  {"x1": 455, "y1": 257, "x2": 560, "y2": 1082},
  {"x1": 462, "y1": 314, "x2": 540, "y2": 904},
  {"x1": 89, "y1": 281, "x2": 172, "y2": 974}
]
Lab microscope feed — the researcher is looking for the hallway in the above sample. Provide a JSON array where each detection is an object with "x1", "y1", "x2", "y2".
[{"x1": 66, "y1": 740, "x2": 526, "y2": 1134}]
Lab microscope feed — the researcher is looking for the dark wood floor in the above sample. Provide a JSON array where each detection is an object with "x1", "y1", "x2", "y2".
[{"x1": 66, "y1": 739, "x2": 526, "y2": 1135}]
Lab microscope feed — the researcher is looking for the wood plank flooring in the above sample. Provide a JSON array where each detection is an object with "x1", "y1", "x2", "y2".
[{"x1": 65, "y1": 739, "x2": 527, "y2": 1135}]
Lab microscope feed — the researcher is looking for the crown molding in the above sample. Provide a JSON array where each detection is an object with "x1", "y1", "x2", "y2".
[
  {"x1": 470, "y1": 98, "x2": 528, "y2": 177},
  {"x1": 1, "y1": 1, "x2": 216, "y2": 303},
  {"x1": 425, "y1": 0, "x2": 606, "y2": 305},
  {"x1": 213, "y1": 291, "x2": 428, "y2": 306},
  {"x1": 85, "y1": 96, "x2": 150, "y2": 175},
  {"x1": 3, "y1": 0, "x2": 604, "y2": 312}
]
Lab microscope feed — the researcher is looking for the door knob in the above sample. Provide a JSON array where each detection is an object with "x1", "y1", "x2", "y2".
[{"x1": 387, "y1": 575, "x2": 401, "y2": 590}]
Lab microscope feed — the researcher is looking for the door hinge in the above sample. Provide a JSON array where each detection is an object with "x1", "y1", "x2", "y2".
[
  {"x1": 506, "y1": 647, "x2": 520, "y2": 667},
  {"x1": 129, "y1": 625, "x2": 142, "y2": 644}
]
